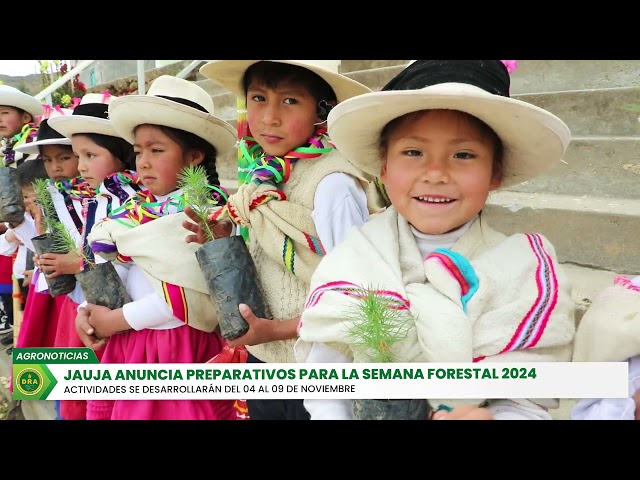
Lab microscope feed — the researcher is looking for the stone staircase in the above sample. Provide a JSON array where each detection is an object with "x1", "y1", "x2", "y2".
[{"x1": 196, "y1": 59, "x2": 640, "y2": 308}]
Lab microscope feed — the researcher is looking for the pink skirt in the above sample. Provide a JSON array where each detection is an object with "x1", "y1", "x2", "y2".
[
  {"x1": 15, "y1": 283, "x2": 66, "y2": 349},
  {"x1": 87, "y1": 325, "x2": 235, "y2": 420},
  {"x1": 55, "y1": 295, "x2": 96, "y2": 421}
]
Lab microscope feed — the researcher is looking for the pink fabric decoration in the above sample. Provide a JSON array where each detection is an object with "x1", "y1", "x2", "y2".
[{"x1": 501, "y1": 60, "x2": 518, "y2": 74}]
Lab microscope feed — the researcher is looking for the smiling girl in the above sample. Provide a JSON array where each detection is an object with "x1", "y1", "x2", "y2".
[{"x1": 295, "y1": 60, "x2": 577, "y2": 420}]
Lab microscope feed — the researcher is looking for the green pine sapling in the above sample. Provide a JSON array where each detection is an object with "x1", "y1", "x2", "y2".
[
  {"x1": 177, "y1": 165, "x2": 227, "y2": 242},
  {"x1": 345, "y1": 285, "x2": 414, "y2": 363},
  {"x1": 33, "y1": 178, "x2": 92, "y2": 267},
  {"x1": 32, "y1": 178, "x2": 60, "y2": 235}
]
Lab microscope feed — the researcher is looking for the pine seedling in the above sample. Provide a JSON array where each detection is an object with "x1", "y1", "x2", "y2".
[
  {"x1": 50, "y1": 221, "x2": 94, "y2": 270},
  {"x1": 177, "y1": 165, "x2": 228, "y2": 242},
  {"x1": 344, "y1": 285, "x2": 414, "y2": 363},
  {"x1": 32, "y1": 178, "x2": 59, "y2": 234}
]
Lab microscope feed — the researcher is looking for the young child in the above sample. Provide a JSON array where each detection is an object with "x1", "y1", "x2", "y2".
[
  {"x1": 44, "y1": 92, "x2": 140, "y2": 420},
  {"x1": 0, "y1": 158, "x2": 50, "y2": 350},
  {"x1": 75, "y1": 75, "x2": 238, "y2": 420},
  {"x1": 294, "y1": 60, "x2": 577, "y2": 420},
  {"x1": 0, "y1": 85, "x2": 43, "y2": 166},
  {"x1": 0, "y1": 85, "x2": 43, "y2": 334},
  {"x1": 0, "y1": 243, "x2": 13, "y2": 337},
  {"x1": 190, "y1": 60, "x2": 388, "y2": 420},
  {"x1": 10, "y1": 108, "x2": 85, "y2": 419},
  {"x1": 570, "y1": 275, "x2": 640, "y2": 420}
]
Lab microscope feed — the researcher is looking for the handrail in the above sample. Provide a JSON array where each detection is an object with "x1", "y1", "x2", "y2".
[
  {"x1": 34, "y1": 60, "x2": 96, "y2": 104},
  {"x1": 34, "y1": 60, "x2": 202, "y2": 105},
  {"x1": 176, "y1": 60, "x2": 205, "y2": 79},
  {"x1": 137, "y1": 60, "x2": 146, "y2": 95}
]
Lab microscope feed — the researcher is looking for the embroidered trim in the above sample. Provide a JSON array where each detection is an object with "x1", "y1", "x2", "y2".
[
  {"x1": 426, "y1": 249, "x2": 479, "y2": 313},
  {"x1": 475, "y1": 233, "x2": 558, "y2": 362},
  {"x1": 305, "y1": 280, "x2": 411, "y2": 311},
  {"x1": 162, "y1": 281, "x2": 188, "y2": 323},
  {"x1": 614, "y1": 275, "x2": 640, "y2": 292}
]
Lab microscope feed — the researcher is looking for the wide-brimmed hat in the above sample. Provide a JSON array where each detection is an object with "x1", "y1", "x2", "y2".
[
  {"x1": 107, "y1": 75, "x2": 236, "y2": 159},
  {"x1": 326, "y1": 60, "x2": 571, "y2": 188},
  {"x1": 0, "y1": 85, "x2": 44, "y2": 118},
  {"x1": 199, "y1": 60, "x2": 371, "y2": 103},
  {"x1": 13, "y1": 107, "x2": 74, "y2": 155},
  {"x1": 48, "y1": 92, "x2": 119, "y2": 138}
]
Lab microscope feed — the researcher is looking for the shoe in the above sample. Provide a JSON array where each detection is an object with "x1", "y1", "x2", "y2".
[
  {"x1": 1, "y1": 334, "x2": 12, "y2": 346},
  {"x1": 4, "y1": 346, "x2": 12, "y2": 356},
  {"x1": 0, "y1": 318, "x2": 12, "y2": 334}
]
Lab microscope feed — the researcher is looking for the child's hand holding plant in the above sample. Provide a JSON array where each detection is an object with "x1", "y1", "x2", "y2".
[{"x1": 178, "y1": 165, "x2": 232, "y2": 244}]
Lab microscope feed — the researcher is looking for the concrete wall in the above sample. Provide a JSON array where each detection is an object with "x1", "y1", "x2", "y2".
[{"x1": 77, "y1": 60, "x2": 156, "y2": 88}]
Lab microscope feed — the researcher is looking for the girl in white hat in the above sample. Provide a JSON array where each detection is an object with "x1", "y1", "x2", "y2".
[
  {"x1": 23, "y1": 92, "x2": 142, "y2": 420},
  {"x1": 0, "y1": 85, "x2": 43, "y2": 167},
  {"x1": 76, "y1": 75, "x2": 238, "y2": 420},
  {"x1": 295, "y1": 60, "x2": 576, "y2": 420}
]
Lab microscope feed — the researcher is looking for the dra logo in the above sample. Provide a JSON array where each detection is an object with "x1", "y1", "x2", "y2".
[{"x1": 15, "y1": 368, "x2": 44, "y2": 396}]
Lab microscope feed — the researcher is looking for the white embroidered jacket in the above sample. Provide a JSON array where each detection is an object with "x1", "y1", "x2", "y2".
[{"x1": 295, "y1": 206, "x2": 576, "y2": 416}]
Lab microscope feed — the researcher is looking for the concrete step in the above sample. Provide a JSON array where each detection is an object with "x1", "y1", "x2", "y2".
[
  {"x1": 340, "y1": 60, "x2": 412, "y2": 73},
  {"x1": 507, "y1": 136, "x2": 640, "y2": 199},
  {"x1": 208, "y1": 80, "x2": 640, "y2": 141},
  {"x1": 215, "y1": 135, "x2": 640, "y2": 201},
  {"x1": 484, "y1": 190, "x2": 640, "y2": 274},
  {"x1": 218, "y1": 176, "x2": 636, "y2": 275},
  {"x1": 513, "y1": 86, "x2": 640, "y2": 137},
  {"x1": 510, "y1": 60, "x2": 640, "y2": 95}
]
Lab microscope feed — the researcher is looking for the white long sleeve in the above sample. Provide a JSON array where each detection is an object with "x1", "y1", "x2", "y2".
[
  {"x1": 0, "y1": 234, "x2": 18, "y2": 256},
  {"x1": 312, "y1": 172, "x2": 369, "y2": 252},
  {"x1": 485, "y1": 400, "x2": 553, "y2": 420},
  {"x1": 11, "y1": 214, "x2": 38, "y2": 253},
  {"x1": 571, "y1": 355, "x2": 640, "y2": 420},
  {"x1": 120, "y1": 263, "x2": 183, "y2": 331}
]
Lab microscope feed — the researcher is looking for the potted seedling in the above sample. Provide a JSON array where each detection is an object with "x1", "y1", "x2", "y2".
[
  {"x1": 52, "y1": 197, "x2": 131, "y2": 310},
  {"x1": 0, "y1": 158, "x2": 25, "y2": 224},
  {"x1": 30, "y1": 178, "x2": 77, "y2": 297},
  {"x1": 178, "y1": 165, "x2": 267, "y2": 341},
  {"x1": 346, "y1": 285, "x2": 431, "y2": 420}
]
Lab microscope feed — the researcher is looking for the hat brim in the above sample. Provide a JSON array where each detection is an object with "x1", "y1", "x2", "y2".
[
  {"x1": 200, "y1": 60, "x2": 372, "y2": 104},
  {"x1": 108, "y1": 96, "x2": 237, "y2": 160},
  {"x1": 0, "y1": 92, "x2": 44, "y2": 118},
  {"x1": 326, "y1": 83, "x2": 571, "y2": 188},
  {"x1": 48, "y1": 116, "x2": 119, "y2": 139},
  {"x1": 13, "y1": 137, "x2": 72, "y2": 155}
]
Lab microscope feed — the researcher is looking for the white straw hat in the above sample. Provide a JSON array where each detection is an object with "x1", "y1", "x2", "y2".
[
  {"x1": 327, "y1": 60, "x2": 571, "y2": 188},
  {"x1": 107, "y1": 75, "x2": 236, "y2": 158}
]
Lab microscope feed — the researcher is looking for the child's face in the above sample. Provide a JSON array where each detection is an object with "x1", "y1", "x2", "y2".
[
  {"x1": 73, "y1": 135, "x2": 125, "y2": 189},
  {"x1": 134, "y1": 124, "x2": 202, "y2": 197},
  {"x1": 380, "y1": 109, "x2": 502, "y2": 235},
  {"x1": 0, "y1": 106, "x2": 32, "y2": 140},
  {"x1": 246, "y1": 80, "x2": 319, "y2": 157},
  {"x1": 40, "y1": 144, "x2": 80, "y2": 181},
  {"x1": 21, "y1": 185, "x2": 37, "y2": 215}
]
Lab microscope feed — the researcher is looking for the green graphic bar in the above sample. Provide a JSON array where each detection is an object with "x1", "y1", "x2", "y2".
[{"x1": 12, "y1": 348, "x2": 99, "y2": 364}]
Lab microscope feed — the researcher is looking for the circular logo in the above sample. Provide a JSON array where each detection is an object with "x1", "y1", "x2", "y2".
[{"x1": 15, "y1": 368, "x2": 44, "y2": 396}]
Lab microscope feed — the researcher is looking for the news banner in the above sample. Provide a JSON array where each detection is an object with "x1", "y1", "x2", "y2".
[{"x1": 11, "y1": 348, "x2": 629, "y2": 401}]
